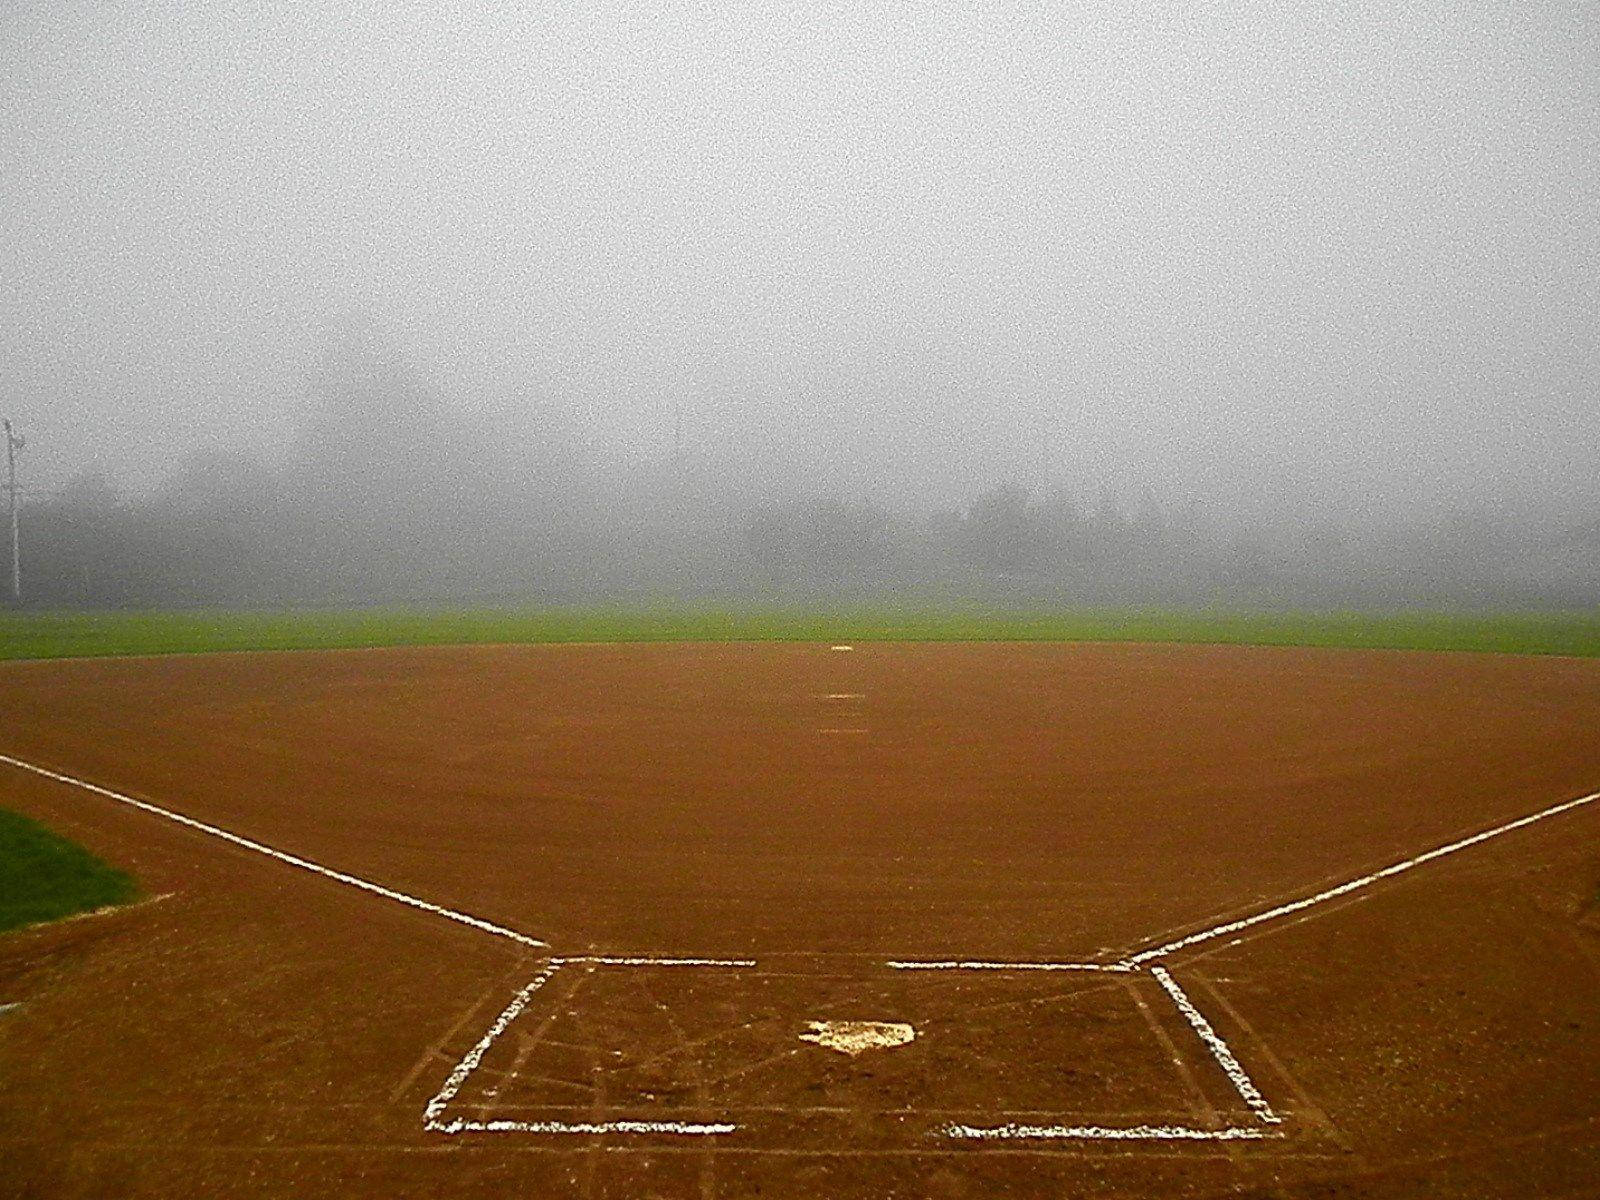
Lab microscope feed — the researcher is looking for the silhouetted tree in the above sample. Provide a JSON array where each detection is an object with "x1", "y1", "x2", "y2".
[
  {"x1": 957, "y1": 483, "x2": 1044, "y2": 574},
  {"x1": 747, "y1": 499, "x2": 891, "y2": 583}
]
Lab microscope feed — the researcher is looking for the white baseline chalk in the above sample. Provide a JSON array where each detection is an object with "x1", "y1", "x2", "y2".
[
  {"x1": 425, "y1": 961, "x2": 737, "y2": 1138},
  {"x1": 448, "y1": 1118, "x2": 736, "y2": 1136},
  {"x1": 556, "y1": 966, "x2": 755, "y2": 972},
  {"x1": 1124, "y1": 788, "x2": 1600, "y2": 967},
  {"x1": 0, "y1": 752, "x2": 547, "y2": 949},
  {"x1": 943, "y1": 1121, "x2": 1275, "y2": 1141},
  {"x1": 425, "y1": 963, "x2": 562, "y2": 1130},
  {"x1": 887, "y1": 960, "x2": 1131, "y2": 973},
  {"x1": 1150, "y1": 966, "x2": 1279, "y2": 1125}
]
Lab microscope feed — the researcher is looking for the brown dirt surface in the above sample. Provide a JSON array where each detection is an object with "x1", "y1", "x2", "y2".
[{"x1": 1, "y1": 641, "x2": 1598, "y2": 1198}]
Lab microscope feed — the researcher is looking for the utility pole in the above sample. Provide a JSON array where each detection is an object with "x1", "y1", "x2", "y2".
[{"x1": 3, "y1": 419, "x2": 21, "y2": 604}]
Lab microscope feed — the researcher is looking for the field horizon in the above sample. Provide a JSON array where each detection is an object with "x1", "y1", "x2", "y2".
[{"x1": 3, "y1": 604, "x2": 1600, "y2": 663}]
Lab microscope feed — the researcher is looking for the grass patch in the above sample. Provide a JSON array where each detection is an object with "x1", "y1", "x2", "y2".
[
  {"x1": 1, "y1": 605, "x2": 1599, "y2": 662},
  {"x1": 0, "y1": 808, "x2": 138, "y2": 933}
]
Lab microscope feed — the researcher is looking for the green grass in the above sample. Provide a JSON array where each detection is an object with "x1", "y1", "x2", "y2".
[
  {"x1": 2, "y1": 605, "x2": 1599, "y2": 661},
  {"x1": 0, "y1": 808, "x2": 138, "y2": 933}
]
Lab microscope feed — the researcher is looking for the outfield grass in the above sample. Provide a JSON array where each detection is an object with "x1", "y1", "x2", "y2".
[
  {"x1": 1, "y1": 605, "x2": 1599, "y2": 661},
  {"x1": 0, "y1": 808, "x2": 138, "y2": 934}
]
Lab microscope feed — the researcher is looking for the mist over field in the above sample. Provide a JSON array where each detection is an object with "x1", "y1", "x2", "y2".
[{"x1": 3, "y1": 2, "x2": 1596, "y2": 608}]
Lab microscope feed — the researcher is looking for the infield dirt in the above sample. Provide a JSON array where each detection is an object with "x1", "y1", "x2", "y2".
[{"x1": 1, "y1": 642, "x2": 1597, "y2": 1197}]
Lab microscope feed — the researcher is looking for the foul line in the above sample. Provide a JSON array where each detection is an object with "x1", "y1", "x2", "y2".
[
  {"x1": 0, "y1": 751, "x2": 547, "y2": 950},
  {"x1": 18, "y1": 746, "x2": 1592, "y2": 1148},
  {"x1": 1123, "y1": 787, "x2": 1600, "y2": 967},
  {"x1": 1149, "y1": 966, "x2": 1279, "y2": 1125}
]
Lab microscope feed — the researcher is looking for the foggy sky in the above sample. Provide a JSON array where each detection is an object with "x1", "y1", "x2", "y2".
[{"x1": 3, "y1": 1, "x2": 1597, "y2": 526}]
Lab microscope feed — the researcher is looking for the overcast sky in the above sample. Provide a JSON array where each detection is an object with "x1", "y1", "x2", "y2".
[{"x1": 3, "y1": 0, "x2": 1596, "y2": 523}]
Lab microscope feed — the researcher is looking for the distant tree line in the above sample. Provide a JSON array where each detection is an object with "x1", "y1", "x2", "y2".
[
  {"x1": 8, "y1": 333, "x2": 1596, "y2": 611},
  {"x1": 11, "y1": 463, "x2": 1598, "y2": 612}
]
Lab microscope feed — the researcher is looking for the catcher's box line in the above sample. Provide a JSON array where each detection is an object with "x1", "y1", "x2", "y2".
[
  {"x1": 921, "y1": 964, "x2": 1284, "y2": 1140},
  {"x1": 446, "y1": 1118, "x2": 739, "y2": 1135},
  {"x1": 425, "y1": 957, "x2": 1281, "y2": 1142},
  {"x1": 942, "y1": 1122, "x2": 1276, "y2": 1141},
  {"x1": 888, "y1": 960, "x2": 1128, "y2": 972},
  {"x1": 1149, "y1": 966, "x2": 1279, "y2": 1124},
  {"x1": 422, "y1": 779, "x2": 1600, "y2": 1144},
  {"x1": 422, "y1": 960, "x2": 737, "y2": 1138},
  {"x1": 558, "y1": 955, "x2": 757, "y2": 967}
]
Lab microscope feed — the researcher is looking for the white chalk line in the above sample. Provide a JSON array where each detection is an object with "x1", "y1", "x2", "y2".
[
  {"x1": 425, "y1": 960, "x2": 738, "y2": 1138},
  {"x1": 556, "y1": 966, "x2": 755, "y2": 972},
  {"x1": 435, "y1": 955, "x2": 1276, "y2": 1143},
  {"x1": 1149, "y1": 966, "x2": 1279, "y2": 1125},
  {"x1": 424, "y1": 782, "x2": 1598, "y2": 1148},
  {"x1": 424, "y1": 962, "x2": 562, "y2": 1131},
  {"x1": 887, "y1": 960, "x2": 1131, "y2": 973},
  {"x1": 942, "y1": 1122, "x2": 1277, "y2": 1142},
  {"x1": 29, "y1": 741, "x2": 1581, "y2": 1146},
  {"x1": 0, "y1": 752, "x2": 548, "y2": 950},
  {"x1": 936, "y1": 962, "x2": 1280, "y2": 1142},
  {"x1": 446, "y1": 1118, "x2": 738, "y2": 1135},
  {"x1": 1123, "y1": 787, "x2": 1600, "y2": 967}
]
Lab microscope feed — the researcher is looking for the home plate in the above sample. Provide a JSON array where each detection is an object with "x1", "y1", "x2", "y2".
[{"x1": 798, "y1": 1020, "x2": 916, "y2": 1056}]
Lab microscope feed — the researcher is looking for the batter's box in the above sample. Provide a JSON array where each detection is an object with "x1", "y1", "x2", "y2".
[{"x1": 425, "y1": 960, "x2": 1283, "y2": 1147}]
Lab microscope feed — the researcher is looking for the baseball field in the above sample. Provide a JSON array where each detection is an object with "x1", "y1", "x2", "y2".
[{"x1": 2, "y1": 610, "x2": 1597, "y2": 1197}]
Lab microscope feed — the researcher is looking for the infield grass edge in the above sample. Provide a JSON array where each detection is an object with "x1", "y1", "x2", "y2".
[{"x1": 0, "y1": 807, "x2": 138, "y2": 934}]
